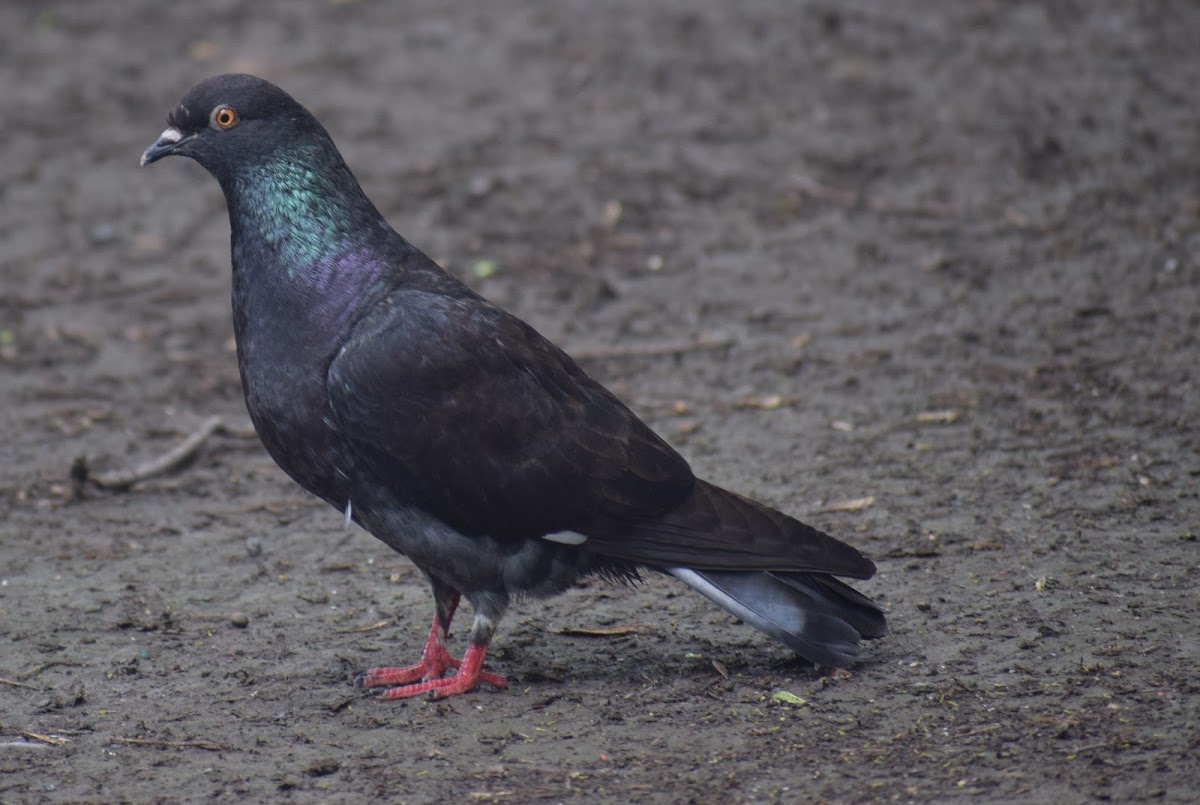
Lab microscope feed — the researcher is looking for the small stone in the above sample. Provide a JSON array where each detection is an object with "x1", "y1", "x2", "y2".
[
  {"x1": 467, "y1": 174, "x2": 494, "y2": 197},
  {"x1": 230, "y1": 612, "x2": 250, "y2": 628},
  {"x1": 90, "y1": 224, "x2": 117, "y2": 245},
  {"x1": 306, "y1": 757, "x2": 340, "y2": 777}
]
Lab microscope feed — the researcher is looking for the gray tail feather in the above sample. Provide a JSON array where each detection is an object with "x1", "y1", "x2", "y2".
[{"x1": 669, "y1": 568, "x2": 886, "y2": 667}]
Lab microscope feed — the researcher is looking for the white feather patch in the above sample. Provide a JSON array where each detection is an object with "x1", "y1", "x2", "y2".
[{"x1": 542, "y1": 530, "x2": 588, "y2": 545}]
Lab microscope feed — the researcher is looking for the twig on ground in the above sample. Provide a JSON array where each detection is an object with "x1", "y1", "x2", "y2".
[
  {"x1": 793, "y1": 174, "x2": 1063, "y2": 233},
  {"x1": 91, "y1": 416, "x2": 224, "y2": 490},
  {"x1": 19, "y1": 660, "x2": 84, "y2": 680},
  {"x1": 113, "y1": 737, "x2": 226, "y2": 752},
  {"x1": 0, "y1": 677, "x2": 38, "y2": 689},
  {"x1": 793, "y1": 174, "x2": 961, "y2": 218},
  {"x1": 571, "y1": 335, "x2": 732, "y2": 361},
  {"x1": 546, "y1": 625, "x2": 638, "y2": 637},
  {"x1": 335, "y1": 619, "x2": 393, "y2": 634},
  {"x1": 18, "y1": 731, "x2": 68, "y2": 746},
  {"x1": 819, "y1": 495, "x2": 876, "y2": 513},
  {"x1": 214, "y1": 421, "x2": 259, "y2": 439}
]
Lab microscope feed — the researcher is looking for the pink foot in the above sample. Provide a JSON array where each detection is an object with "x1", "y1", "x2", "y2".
[
  {"x1": 369, "y1": 642, "x2": 508, "y2": 700},
  {"x1": 357, "y1": 612, "x2": 507, "y2": 699},
  {"x1": 359, "y1": 640, "x2": 461, "y2": 688}
]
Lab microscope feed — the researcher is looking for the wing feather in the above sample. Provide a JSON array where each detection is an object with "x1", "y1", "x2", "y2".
[
  {"x1": 328, "y1": 286, "x2": 875, "y2": 581},
  {"x1": 327, "y1": 289, "x2": 694, "y2": 542}
]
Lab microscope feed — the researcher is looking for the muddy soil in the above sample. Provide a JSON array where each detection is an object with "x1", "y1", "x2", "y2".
[{"x1": 2, "y1": 1, "x2": 1198, "y2": 802}]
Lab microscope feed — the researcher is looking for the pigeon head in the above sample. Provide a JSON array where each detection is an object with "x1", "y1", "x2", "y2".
[
  {"x1": 141, "y1": 74, "x2": 327, "y2": 182},
  {"x1": 143, "y1": 75, "x2": 387, "y2": 270}
]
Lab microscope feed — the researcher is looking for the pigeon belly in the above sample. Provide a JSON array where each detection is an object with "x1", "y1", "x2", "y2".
[{"x1": 350, "y1": 478, "x2": 604, "y2": 601}]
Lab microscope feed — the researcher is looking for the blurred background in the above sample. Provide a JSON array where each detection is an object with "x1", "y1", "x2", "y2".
[{"x1": 2, "y1": 2, "x2": 1197, "y2": 801}]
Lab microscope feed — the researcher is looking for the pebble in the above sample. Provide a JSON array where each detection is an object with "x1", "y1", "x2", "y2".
[
  {"x1": 306, "y1": 757, "x2": 341, "y2": 777},
  {"x1": 230, "y1": 612, "x2": 250, "y2": 628},
  {"x1": 89, "y1": 224, "x2": 116, "y2": 245}
]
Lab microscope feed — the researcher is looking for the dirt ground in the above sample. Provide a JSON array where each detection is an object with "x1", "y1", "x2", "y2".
[{"x1": 2, "y1": 1, "x2": 1198, "y2": 802}]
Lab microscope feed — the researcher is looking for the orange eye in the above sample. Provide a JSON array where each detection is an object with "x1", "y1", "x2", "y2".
[{"x1": 213, "y1": 106, "x2": 237, "y2": 128}]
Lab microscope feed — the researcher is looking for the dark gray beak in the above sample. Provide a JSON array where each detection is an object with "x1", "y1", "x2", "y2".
[{"x1": 141, "y1": 126, "x2": 192, "y2": 166}]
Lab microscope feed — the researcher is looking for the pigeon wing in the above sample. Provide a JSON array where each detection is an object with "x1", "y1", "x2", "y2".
[
  {"x1": 327, "y1": 288, "x2": 694, "y2": 543},
  {"x1": 328, "y1": 286, "x2": 875, "y2": 580}
]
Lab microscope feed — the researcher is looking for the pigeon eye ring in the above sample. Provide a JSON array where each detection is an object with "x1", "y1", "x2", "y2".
[{"x1": 212, "y1": 105, "x2": 237, "y2": 129}]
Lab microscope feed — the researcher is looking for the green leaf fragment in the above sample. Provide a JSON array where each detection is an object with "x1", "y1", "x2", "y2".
[
  {"x1": 472, "y1": 259, "x2": 498, "y2": 278},
  {"x1": 770, "y1": 690, "x2": 807, "y2": 707}
]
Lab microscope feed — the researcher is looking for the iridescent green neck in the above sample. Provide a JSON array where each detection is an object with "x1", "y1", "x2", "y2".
[{"x1": 229, "y1": 144, "x2": 380, "y2": 271}]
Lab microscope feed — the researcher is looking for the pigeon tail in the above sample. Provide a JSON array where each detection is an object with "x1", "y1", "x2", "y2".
[{"x1": 669, "y1": 567, "x2": 886, "y2": 667}]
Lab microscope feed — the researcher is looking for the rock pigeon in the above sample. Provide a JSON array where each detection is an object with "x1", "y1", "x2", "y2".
[{"x1": 142, "y1": 74, "x2": 886, "y2": 700}]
